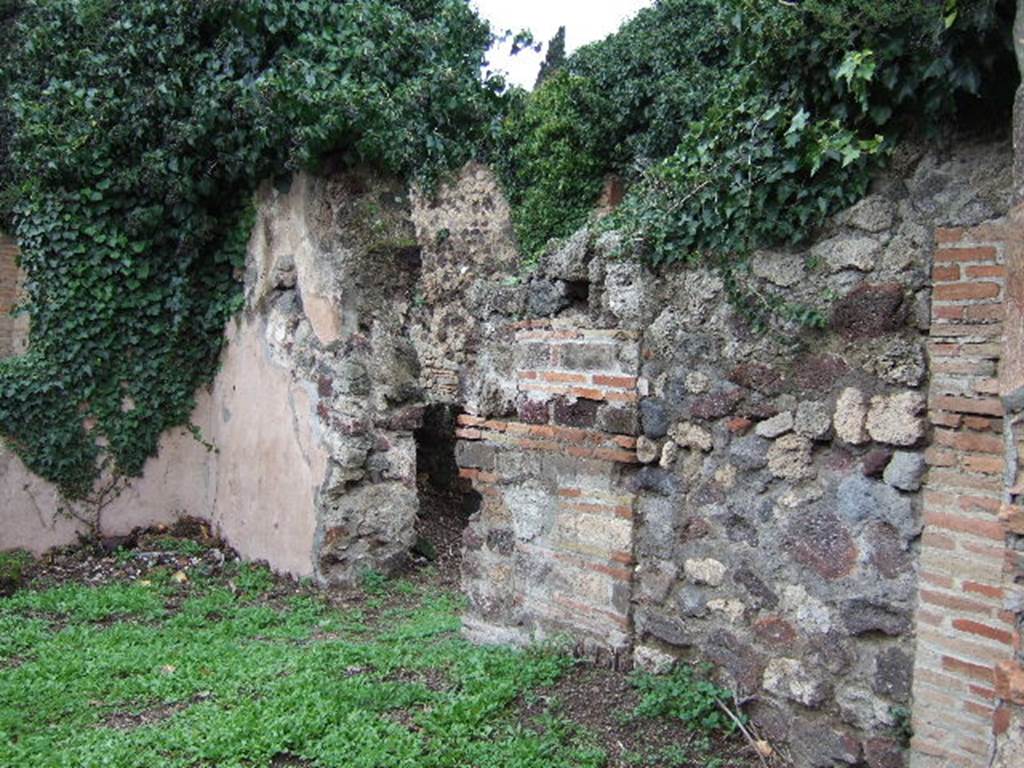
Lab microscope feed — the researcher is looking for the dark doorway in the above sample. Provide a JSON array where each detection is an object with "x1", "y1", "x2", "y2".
[{"x1": 413, "y1": 404, "x2": 479, "y2": 587}]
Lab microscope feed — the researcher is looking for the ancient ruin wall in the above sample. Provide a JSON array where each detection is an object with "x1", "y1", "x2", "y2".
[{"x1": 2, "y1": 135, "x2": 1022, "y2": 764}]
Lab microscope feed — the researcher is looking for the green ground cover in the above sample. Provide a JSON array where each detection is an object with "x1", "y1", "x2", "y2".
[{"x1": 0, "y1": 544, "x2": 752, "y2": 768}]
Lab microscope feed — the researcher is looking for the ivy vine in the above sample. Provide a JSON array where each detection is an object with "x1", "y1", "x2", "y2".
[{"x1": 0, "y1": 0, "x2": 502, "y2": 497}]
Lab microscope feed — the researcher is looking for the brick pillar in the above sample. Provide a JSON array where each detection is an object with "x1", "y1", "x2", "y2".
[
  {"x1": 456, "y1": 319, "x2": 641, "y2": 665},
  {"x1": 0, "y1": 232, "x2": 27, "y2": 357},
  {"x1": 912, "y1": 216, "x2": 1021, "y2": 766}
]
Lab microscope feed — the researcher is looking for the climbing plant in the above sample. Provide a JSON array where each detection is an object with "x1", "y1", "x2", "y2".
[
  {"x1": 492, "y1": 0, "x2": 1018, "y2": 264},
  {"x1": 0, "y1": 0, "x2": 503, "y2": 498}
]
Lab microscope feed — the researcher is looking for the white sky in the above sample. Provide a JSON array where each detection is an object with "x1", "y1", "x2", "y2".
[{"x1": 472, "y1": 0, "x2": 653, "y2": 89}]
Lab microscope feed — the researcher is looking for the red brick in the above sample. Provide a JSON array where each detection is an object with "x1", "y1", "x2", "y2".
[
  {"x1": 922, "y1": 531, "x2": 957, "y2": 550},
  {"x1": 1000, "y1": 503, "x2": 1024, "y2": 535},
  {"x1": 933, "y1": 264, "x2": 961, "y2": 281},
  {"x1": 568, "y1": 387, "x2": 605, "y2": 401},
  {"x1": 455, "y1": 427, "x2": 482, "y2": 440},
  {"x1": 456, "y1": 414, "x2": 486, "y2": 426},
  {"x1": 934, "y1": 246, "x2": 998, "y2": 263},
  {"x1": 959, "y1": 495, "x2": 1002, "y2": 514},
  {"x1": 920, "y1": 589, "x2": 996, "y2": 616},
  {"x1": 965, "y1": 303, "x2": 1004, "y2": 322},
  {"x1": 924, "y1": 447, "x2": 957, "y2": 467},
  {"x1": 542, "y1": 371, "x2": 588, "y2": 384},
  {"x1": 927, "y1": 469, "x2": 1003, "y2": 493},
  {"x1": 612, "y1": 435, "x2": 638, "y2": 449},
  {"x1": 964, "y1": 581, "x2": 1004, "y2": 600},
  {"x1": 921, "y1": 571, "x2": 955, "y2": 589},
  {"x1": 962, "y1": 454, "x2": 1005, "y2": 475},
  {"x1": 591, "y1": 374, "x2": 637, "y2": 389},
  {"x1": 965, "y1": 264, "x2": 1007, "y2": 279},
  {"x1": 953, "y1": 619, "x2": 1014, "y2": 646},
  {"x1": 929, "y1": 395, "x2": 1004, "y2": 416},
  {"x1": 934, "y1": 430, "x2": 1002, "y2": 454},
  {"x1": 969, "y1": 684, "x2": 997, "y2": 701},
  {"x1": 941, "y1": 656, "x2": 994, "y2": 683},
  {"x1": 960, "y1": 342, "x2": 1003, "y2": 358},
  {"x1": 923, "y1": 511, "x2": 1006, "y2": 540},
  {"x1": 932, "y1": 359, "x2": 997, "y2": 376},
  {"x1": 994, "y1": 661, "x2": 1024, "y2": 704},
  {"x1": 994, "y1": 704, "x2": 1012, "y2": 736},
  {"x1": 592, "y1": 447, "x2": 640, "y2": 464},
  {"x1": 963, "y1": 415, "x2": 1002, "y2": 432},
  {"x1": 930, "y1": 412, "x2": 963, "y2": 428},
  {"x1": 963, "y1": 701, "x2": 995, "y2": 719},
  {"x1": 934, "y1": 305, "x2": 966, "y2": 321},
  {"x1": 936, "y1": 228, "x2": 966, "y2": 243}
]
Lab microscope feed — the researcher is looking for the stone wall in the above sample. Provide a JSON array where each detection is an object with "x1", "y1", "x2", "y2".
[{"x1": 3, "y1": 133, "x2": 1023, "y2": 765}]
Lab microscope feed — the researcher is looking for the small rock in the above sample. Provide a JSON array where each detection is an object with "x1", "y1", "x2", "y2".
[
  {"x1": 831, "y1": 283, "x2": 907, "y2": 339},
  {"x1": 862, "y1": 448, "x2": 893, "y2": 478},
  {"x1": 767, "y1": 434, "x2": 816, "y2": 481},
  {"x1": 756, "y1": 411, "x2": 794, "y2": 439},
  {"x1": 873, "y1": 647, "x2": 913, "y2": 702},
  {"x1": 708, "y1": 598, "x2": 746, "y2": 623},
  {"x1": 864, "y1": 335, "x2": 929, "y2": 387},
  {"x1": 640, "y1": 399, "x2": 671, "y2": 439},
  {"x1": 812, "y1": 236, "x2": 882, "y2": 273},
  {"x1": 867, "y1": 391, "x2": 926, "y2": 446},
  {"x1": 686, "y1": 371, "x2": 712, "y2": 394},
  {"x1": 659, "y1": 440, "x2": 679, "y2": 468},
  {"x1": 763, "y1": 658, "x2": 828, "y2": 708},
  {"x1": 834, "y1": 388, "x2": 869, "y2": 445},
  {"x1": 730, "y1": 435, "x2": 770, "y2": 470},
  {"x1": 670, "y1": 422, "x2": 713, "y2": 452},
  {"x1": 794, "y1": 401, "x2": 832, "y2": 440},
  {"x1": 752, "y1": 250, "x2": 806, "y2": 287},
  {"x1": 637, "y1": 436, "x2": 660, "y2": 464},
  {"x1": 883, "y1": 451, "x2": 926, "y2": 491},
  {"x1": 841, "y1": 599, "x2": 912, "y2": 637},
  {"x1": 837, "y1": 474, "x2": 917, "y2": 539},
  {"x1": 678, "y1": 585, "x2": 709, "y2": 618},
  {"x1": 684, "y1": 558, "x2": 727, "y2": 587},
  {"x1": 714, "y1": 463, "x2": 738, "y2": 489},
  {"x1": 633, "y1": 644, "x2": 677, "y2": 674},
  {"x1": 783, "y1": 586, "x2": 833, "y2": 634},
  {"x1": 844, "y1": 195, "x2": 897, "y2": 233}
]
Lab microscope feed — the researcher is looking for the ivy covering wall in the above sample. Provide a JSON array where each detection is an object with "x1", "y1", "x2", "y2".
[{"x1": 0, "y1": 0, "x2": 501, "y2": 497}]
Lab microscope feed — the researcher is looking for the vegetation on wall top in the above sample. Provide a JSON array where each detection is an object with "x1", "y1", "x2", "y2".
[{"x1": 491, "y1": 0, "x2": 1018, "y2": 263}]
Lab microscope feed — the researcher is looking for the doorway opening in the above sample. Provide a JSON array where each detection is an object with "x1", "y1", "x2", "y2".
[{"x1": 413, "y1": 404, "x2": 479, "y2": 587}]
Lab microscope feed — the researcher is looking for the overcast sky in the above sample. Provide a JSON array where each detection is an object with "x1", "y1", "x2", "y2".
[{"x1": 472, "y1": 0, "x2": 653, "y2": 89}]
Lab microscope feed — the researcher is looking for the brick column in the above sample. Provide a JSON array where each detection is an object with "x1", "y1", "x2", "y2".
[{"x1": 912, "y1": 216, "x2": 1021, "y2": 766}]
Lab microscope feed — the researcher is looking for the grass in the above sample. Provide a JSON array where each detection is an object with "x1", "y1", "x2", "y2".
[{"x1": 0, "y1": 561, "x2": 605, "y2": 768}]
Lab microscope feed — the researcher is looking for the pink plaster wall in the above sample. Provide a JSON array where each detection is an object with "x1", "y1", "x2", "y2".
[{"x1": 0, "y1": 314, "x2": 327, "y2": 578}]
